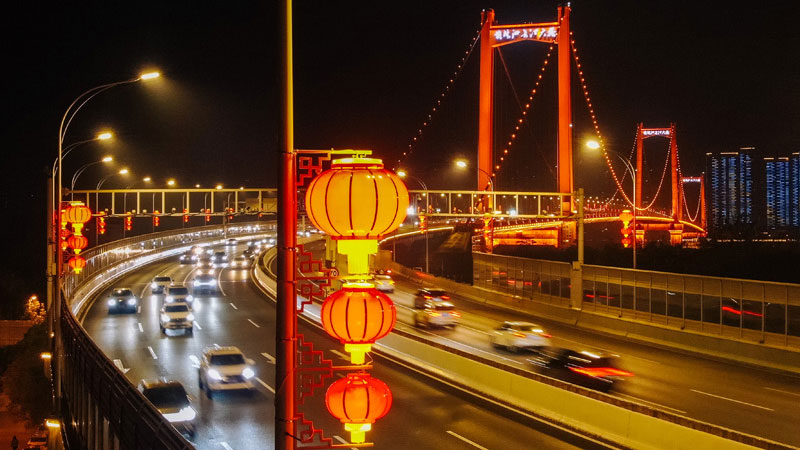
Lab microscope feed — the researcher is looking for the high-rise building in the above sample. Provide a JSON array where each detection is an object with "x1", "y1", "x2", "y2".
[
  {"x1": 706, "y1": 147, "x2": 753, "y2": 230},
  {"x1": 764, "y1": 157, "x2": 791, "y2": 228},
  {"x1": 791, "y1": 152, "x2": 800, "y2": 227}
]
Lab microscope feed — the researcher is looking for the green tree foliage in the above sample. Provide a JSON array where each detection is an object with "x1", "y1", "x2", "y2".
[{"x1": 0, "y1": 324, "x2": 50, "y2": 426}]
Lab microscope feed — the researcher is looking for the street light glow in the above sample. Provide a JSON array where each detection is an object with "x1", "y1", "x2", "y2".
[
  {"x1": 167, "y1": 179, "x2": 176, "y2": 186},
  {"x1": 216, "y1": 184, "x2": 223, "y2": 190},
  {"x1": 119, "y1": 168, "x2": 129, "y2": 175},
  {"x1": 139, "y1": 71, "x2": 160, "y2": 80},
  {"x1": 586, "y1": 140, "x2": 601, "y2": 150},
  {"x1": 397, "y1": 169, "x2": 407, "y2": 178},
  {"x1": 97, "y1": 132, "x2": 113, "y2": 140},
  {"x1": 455, "y1": 159, "x2": 468, "y2": 169},
  {"x1": 101, "y1": 156, "x2": 113, "y2": 162},
  {"x1": 195, "y1": 184, "x2": 201, "y2": 188},
  {"x1": 143, "y1": 176, "x2": 152, "y2": 182}
]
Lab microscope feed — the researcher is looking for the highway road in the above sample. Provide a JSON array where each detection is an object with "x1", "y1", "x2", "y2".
[
  {"x1": 359, "y1": 249, "x2": 800, "y2": 446},
  {"x1": 81, "y1": 240, "x2": 599, "y2": 450}
]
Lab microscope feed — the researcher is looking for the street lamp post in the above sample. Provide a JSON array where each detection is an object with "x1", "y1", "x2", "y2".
[
  {"x1": 70, "y1": 156, "x2": 113, "y2": 199},
  {"x1": 52, "y1": 71, "x2": 159, "y2": 414},
  {"x1": 587, "y1": 141, "x2": 636, "y2": 269},
  {"x1": 455, "y1": 159, "x2": 494, "y2": 212}
]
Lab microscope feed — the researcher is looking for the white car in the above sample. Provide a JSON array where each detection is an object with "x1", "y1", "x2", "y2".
[
  {"x1": 490, "y1": 321, "x2": 552, "y2": 353},
  {"x1": 159, "y1": 302, "x2": 194, "y2": 335},
  {"x1": 231, "y1": 255, "x2": 250, "y2": 268},
  {"x1": 198, "y1": 346, "x2": 256, "y2": 398},
  {"x1": 138, "y1": 379, "x2": 196, "y2": 438},
  {"x1": 151, "y1": 275, "x2": 173, "y2": 294},
  {"x1": 372, "y1": 274, "x2": 395, "y2": 293},
  {"x1": 413, "y1": 299, "x2": 460, "y2": 329},
  {"x1": 165, "y1": 285, "x2": 193, "y2": 305},
  {"x1": 225, "y1": 238, "x2": 238, "y2": 246},
  {"x1": 107, "y1": 288, "x2": 138, "y2": 314}
]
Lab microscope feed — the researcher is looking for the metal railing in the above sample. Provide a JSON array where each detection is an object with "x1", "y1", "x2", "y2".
[
  {"x1": 58, "y1": 222, "x2": 275, "y2": 449},
  {"x1": 472, "y1": 251, "x2": 800, "y2": 348}
]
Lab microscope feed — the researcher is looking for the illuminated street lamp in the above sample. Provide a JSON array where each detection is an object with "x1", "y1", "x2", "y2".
[
  {"x1": 586, "y1": 140, "x2": 636, "y2": 269},
  {"x1": 454, "y1": 159, "x2": 494, "y2": 191},
  {"x1": 70, "y1": 156, "x2": 114, "y2": 195},
  {"x1": 167, "y1": 178, "x2": 176, "y2": 187},
  {"x1": 215, "y1": 184, "x2": 223, "y2": 190},
  {"x1": 96, "y1": 168, "x2": 130, "y2": 190},
  {"x1": 395, "y1": 169, "x2": 427, "y2": 190}
]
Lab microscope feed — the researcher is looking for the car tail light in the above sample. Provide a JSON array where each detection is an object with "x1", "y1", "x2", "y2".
[
  {"x1": 513, "y1": 332, "x2": 527, "y2": 338},
  {"x1": 441, "y1": 296, "x2": 450, "y2": 300},
  {"x1": 568, "y1": 367, "x2": 634, "y2": 378},
  {"x1": 424, "y1": 295, "x2": 432, "y2": 299},
  {"x1": 450, "y1": 311, "x2": 461, "y2": 318},
  {"x1": 428, "y1": 312, "x2": 441, "y2": 317},
  {"x1": 540, "y1": 333, "x2": 552, "y2": 338}
]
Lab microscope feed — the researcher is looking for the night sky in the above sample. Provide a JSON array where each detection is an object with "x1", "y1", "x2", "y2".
[{"x1": 1, "y1": 1, "x2": 798, "y2": 306}]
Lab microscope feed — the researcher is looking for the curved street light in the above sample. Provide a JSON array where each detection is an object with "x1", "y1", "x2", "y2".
[
  {"x1": 70, "y1": 156, "x2": 113, "y2": 198},
  {"x1": 396, "y1": 169, "x2": 428, "y2": 190},
  {"x1": 586, "y1": 140, "x2": 637, "y2": 269}
]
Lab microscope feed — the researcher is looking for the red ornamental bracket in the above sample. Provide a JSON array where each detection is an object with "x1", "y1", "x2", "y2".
[
  {"x1": 295, "y1": 244, "x2": 334, "y2": 313},
  {"x1": 296, "y1": 154, "x2": 331, "y2": 188}
]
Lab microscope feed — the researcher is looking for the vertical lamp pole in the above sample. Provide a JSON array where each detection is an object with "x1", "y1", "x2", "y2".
[{"x1": 277, "y1": 0, "x2": 297, "y2": 448}]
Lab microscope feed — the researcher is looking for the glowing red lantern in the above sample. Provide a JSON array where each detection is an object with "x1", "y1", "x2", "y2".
[
  {"x1": 325, "y1": 373, "x2": 392, "y2": 444},
  {"x1": 305, "y1": 157, "x2": 408, "y2": 274},
  {"x1": 68, "y1": 256, "x2": 86, "y2": 274},
  {"x1": 619, "y1": 209, "x2": 633, "y2": 228},
  {"x1": 67, "y1": 235, "x2": 88, "y2": 254},
  {"x1": 64, "y1": 203, "x2": 92, "y2": 236},
  {"x1": 321, "y1": 284, "x2": 396, "y2": 364}
]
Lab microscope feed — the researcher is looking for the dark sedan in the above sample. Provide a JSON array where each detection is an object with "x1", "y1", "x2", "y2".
[{"x1": 530, "y1": 347, "x2": 633, "y2": 392}]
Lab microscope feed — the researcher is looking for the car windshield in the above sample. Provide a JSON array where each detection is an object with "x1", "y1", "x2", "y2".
[
  {"x1": 169, "y1": 287, "x2": 189, "y2": 295},
  {"x1": 113, "y1": 289, "x2": 133, "y2": 296},
  {"x1": 165, "y1": 304, "x2": 189, "y2": 313},
  {"x1": 425, "y1": 289, "x2": 447, "y2": 297},
  {"x1": 155, "y1": 277, "x2": 171, "y2": 282},
  {"x1": 375, "y1": 275, "x2": 391, "y2": 280},
  {"x1": 143, "y1": 385, "x2": 189, "y2": 408},
  {"x1": 210, "y1": 354, "x2": 245, "y2": 365},
  {"x1": 514, "y1": 324, "x2": 543, "y2": 332}
]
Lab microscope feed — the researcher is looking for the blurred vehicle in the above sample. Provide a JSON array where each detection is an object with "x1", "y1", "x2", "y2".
[
  {"x1": 413, "y1": 298, "x2": 459, "y2": 329},
  {"x1": 242, "y1": 248, "x2": 256, "y2": 260},
  {"x1": 530, "y1": 347, "x2": 633, "y2": 392},
  {"x1": 165, "y1": 285, "x2": 193, "y2": 305},
  {"x1": 489, "y1": 321, "x2": 552, "y2": 353},
  {"x1": 107, "y1": 288, "x2": 138, "y2": 314},
  {"x1": 26, "y1": 431, "x2": 48, "y2": 449},
  {"x1": 195, "y1": 257, "x2": 214, "y2": 274},
  {"x1": 231, "y1": 255, "x2": 251, "y2": 268},
  {"x1": 211, "y1": 251, "x2": 229, "y2": 268},
  {"x1": 198, "y1": 346, "x2": 256, "y2": 398},
  {"x1": 414, "y1": 288, "x2": 450, "y2": 308},
  {"x1": 151, "y1": 275, "x2": 173, "y2": 294},
  {"x1": 138, "y1": 379, "x2": 196, "y2": 437},
  {"x1": 179, "y1": 252, "x2": 195, "y2": 264},
  {"x1": 225, "y1": 238, "x2": 238, "y2": 246},
  {"x1": 192, "y1": 274, "x2": 217, "y2": 294},
  {"x1": 372, "y1": 274, "x2": 395, "y2": 293},
  {"x1": 159, "y1": 302, "x2": 194, "y2": 335}
]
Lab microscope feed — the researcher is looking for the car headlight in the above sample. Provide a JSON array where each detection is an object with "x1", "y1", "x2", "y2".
[
  {"x1": 207, "y1": 369, "x2": 222, "y2": 380},
  {"x1": 161, "y1": 313, "x2": 170, "y2": 322},
  {"x1": 152, "y1": 282, "x2": 158, "y2": 288},
  {"x1": 186, "y1": 295, "x2": 194, "y2": 302},
  {"x1": 165, "y1": 296, "x2": 174, "y2": 302},
  {"x1": 186, "y1": 313, "x2": 195, "y2": 322},
  {"x1": 193, "y1": 280, "x2": 200, "y2": 286},
  {"x1": 242, "y1": 367, "x2": 255, "y2": 379},
  {"x1": 127, "y1": 298, "x2": 137, "y2": 305},
  {"x1": 164, "y1": 406, "x2": 196, "y2": 423},
  {"x1": 107, "y1": 299, "x2": 115, "y2": 306}
]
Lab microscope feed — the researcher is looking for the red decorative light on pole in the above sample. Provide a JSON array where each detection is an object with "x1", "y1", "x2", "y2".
[
  {"x1": 68, "y1": 256, "x2": 86, "y2": 274},
  {"x1": 321, "y1": 285, "x2": 396, "y2": 364},
  {"x1": 325, "y1": 373, "x2": 393, "y2": 444},
  {"x1": 64, "y1": 203, "x2": 92, "y2": 236},
  {"x1": 67, "y1": 235, "x2": 88, "y2": 255},
  {"x1": 125, "y1": 214, "x2": 132, "y2": 231}
]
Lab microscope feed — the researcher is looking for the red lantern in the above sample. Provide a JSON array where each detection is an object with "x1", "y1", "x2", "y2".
[
  {"x1": 67, "y1": 235, "x2": 88, "y2": 254},
  {"x1": 97, "y1": 215, "x2": 106, "y2": 235},
  {"x1": 64, "y1": 203, "x2": 92, "y2": 236},
  {"x1": 153, "y1": 211, "x2": 160, "y2": 228},
  {"x1": 125, "y1": 214, "x2": 132, "y2": 231},
  {"x1": 619, "y1": 209, "x2": 633, "y2": 228},
  {"x1": 325, "y1": 373, "x2": 392, "y2": 444},
  {"x1": 68, "y1": 256, "x2": 86, "y2": 274},
  {"x1": 321, "y1": 285, "x2": 396, "y2": 364},
  {"x1": 305, "y1": 157, "x2": 408, "y2": 274},
  {"x1": 183, "y1": 209, "x2": 189, "y2": 223}
]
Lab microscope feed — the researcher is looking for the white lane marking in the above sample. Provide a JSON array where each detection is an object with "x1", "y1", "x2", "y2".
[
  {"x1": 229, "y1": 302, "x2": 238, "y2": 310},
  {"x1": 137, "y1": 305, "x2": 142, "y2": 314},
  {"x1": 248, "y1": 319, "x2": 260, "y2": 328},
  {"x1": 255, "y1": 377, "x2": 275, "y2": 393},
  {"x1": 147, "y1": 346, "x2": 158, "y2": 360},
  {"x1": 193, "y1": 321, "x2": 202, "y2": 330},
  {"x1": 217, "y1": 268, "x2": 227, "y2": 296},
  {"x1": 113, "y1": 359, "x2": 131, "y2": 374},
  {"x1": 189, "y1": 355, "x2": 201, "y2": 368},
  {"x1": 182, "y1": 267, "x2": 198, "y2": 285},
  {"x1": 330, "y1": 349, "x2": 349, "y2": 361},
  {"x1": 446, "y1": 431, "x2": 489, "y2": 450},
  {"x1": 690, "y1": 389, "x2": 774, "y2": 411},
  {"x1": 220, "y1": 442, "x2": 234, "y2": 450},
  {"x1": 261, "y1": 352, "x2": 276, "y2": 364},
  {"x1": 616, "y1": 393, "x2": 686, "y2": 414},
  {"x1": 333, "y1": 435, "x2": 357, "y2": 450},
  {"x1": 408, "y1": 326, "x2": 524, "y2": 366},
  {"x1": 764, "y1": 387, "x2": 800, "y2": 398},
  {"x1": 138, "y1": 322, "x2": 144, "y2": 333},
  {"x1": 139, "y1": 282, "x2": 150, "y2": 299}
]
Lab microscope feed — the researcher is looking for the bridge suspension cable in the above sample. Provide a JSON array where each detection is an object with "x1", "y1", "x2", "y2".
[{"x1": 396, "y1": 24, "x2": 483, "y2": 169}]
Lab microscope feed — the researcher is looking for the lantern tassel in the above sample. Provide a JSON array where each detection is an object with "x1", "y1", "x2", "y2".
[
  {"x1": 344, "y1": 343, "x2": 372, "y2": 365},
  {"x1": 344, "y1": 423, "x2": 371, "y2": 444},
  {"x1": 337, "y1": 240, "x2": 377, "y2": 275}
]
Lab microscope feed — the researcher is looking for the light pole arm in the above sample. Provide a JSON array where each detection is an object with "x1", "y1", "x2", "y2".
[
  {"x1": 477, "y1": 167, "x2": 494, "y2": 191},
  {"x1": 71, "y1": 160, "x2": 104, "y2": 191}
]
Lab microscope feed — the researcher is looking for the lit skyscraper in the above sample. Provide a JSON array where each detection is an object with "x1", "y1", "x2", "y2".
[
  {"x1": 706, "y1": 147, "x2": 752, "y2": 230},
  {"x1": 791, "y1": 152, "x2": 800, "y2": 227},
  {"x1": 764, "y1": 157, "x2": 791, "y2": 228}
]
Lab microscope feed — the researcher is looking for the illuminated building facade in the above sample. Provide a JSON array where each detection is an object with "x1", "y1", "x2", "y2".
[
  {"x1": 764, "y1": 157, "x2": 791, "y2": 228},
  {"x1": 706, "y1": 148, "x2": 753, "y2": 230},
  {"x1": 791, "y1": 152, "x2": 800, "y2": 227}
]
